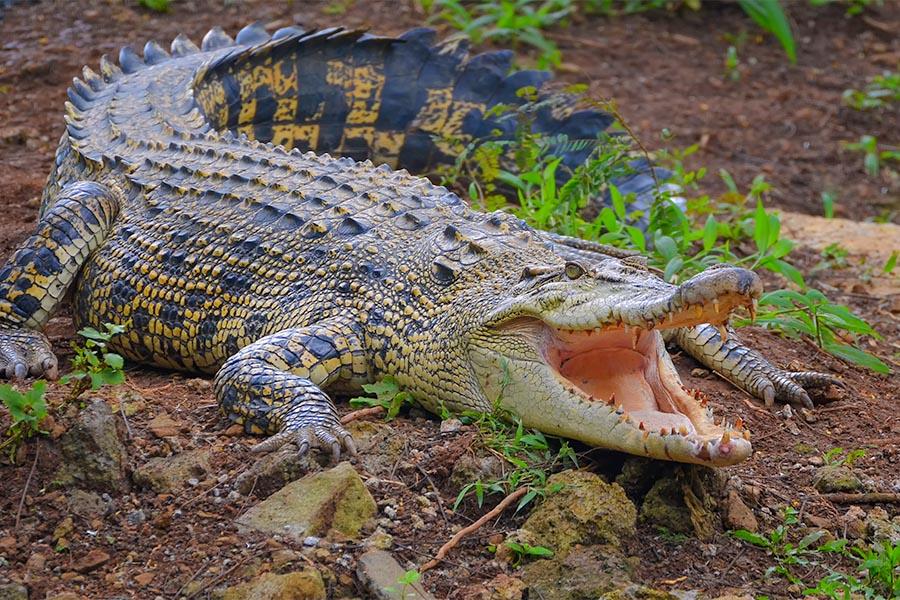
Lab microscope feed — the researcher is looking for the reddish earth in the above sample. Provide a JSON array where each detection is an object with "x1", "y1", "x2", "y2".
[{"x1": 0, "y1": 1, "x2": 898, "y2": 599}]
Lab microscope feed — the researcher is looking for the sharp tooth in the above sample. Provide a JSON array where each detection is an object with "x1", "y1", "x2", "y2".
[
  {"x1": 679, "y1": 425, "x2": 688, "y2": 436},
  {"x1": 638, "y1": 421, "x2": 645, "y2": 430},
  {"x1": 713, "y1": 299, "x2": 720, "y2": 313},
  {"x1": 669, "y1": 312, "x2": 674, "y2": 324},
  {"x1": 606, "y1": 393, "x2": 616, "y2": 406},
  {"x1": 695, "y1": 305, "x2": 703, "y2": 318},
  {"x1": 721, "y1": 430, "x2": 731, "y2": 444},
  {"x1": 631, "y1": 328, "x2": 640, "y2": 349},
  {"x1": 642, "y1": 430, "x2": 650, "y2": 441},
  {"x1": 750, "y1": 299, "x2": 758, "y2": 322},
  {"x1": 734, "y1": 418, "x2": 743, "y2": 430},
  {"x1": 660, "y1": 428, "x2": 668, "y2": 436},
  {"x1": 743, "y1": 430, "x2": 751, "y2": 440},
  {"x1": 717, "y1": 324, "x2": 728, "y2": 341},
  {"x1": 624, "y1": 414, "x2": 633, "y2": 424}
]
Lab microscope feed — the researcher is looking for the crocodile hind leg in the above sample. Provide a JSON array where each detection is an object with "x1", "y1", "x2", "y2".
[
  {"x1": 0, "y1": 181, "x2": 121, "y2": 379},
  {"x1": 214, "y1": 318, "x2": 369, "y2": 460}
]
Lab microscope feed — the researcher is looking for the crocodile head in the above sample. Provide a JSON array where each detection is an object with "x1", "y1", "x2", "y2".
[{"x1": 467, "y1": 258, "x2": 761, "y2": 466}]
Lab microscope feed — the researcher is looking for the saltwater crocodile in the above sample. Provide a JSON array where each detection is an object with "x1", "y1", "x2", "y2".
[{"x1": 0, "y1": 25, "x2": 838, "y2": 466}]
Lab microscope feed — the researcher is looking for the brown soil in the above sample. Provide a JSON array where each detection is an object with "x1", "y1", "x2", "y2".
[{"x1": 0, "y1": 1, "x2": 898, "y2": 599}]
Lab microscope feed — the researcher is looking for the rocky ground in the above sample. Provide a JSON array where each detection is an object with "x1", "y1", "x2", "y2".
[{"x1": 0, "y1": 1, "x2": 898, "y2": 599}]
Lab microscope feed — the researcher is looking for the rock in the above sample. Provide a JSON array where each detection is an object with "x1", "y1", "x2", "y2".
[
  {"x1": 454, "y1": 573, "x2": 527, "y2": 599},
  {"x1": 55, "y1": 399, "x2": 128, "y2": 493},
  {"x1": 72, "y1": 548, "x2": 110, "y2": 573},
  {"x1": 233, "y1": 446, "x2": 314, "y2": 497},
  {"x1": 723, "y1": 489, "x2": 758, "y2": 533},
  {"x1": 356, "y1": 550, "x2": 435, "y2": 600},
  {"x1": 520, "y1": 544, "x2": 639, "y2": 600},
  {"x1": 866, "y1": 507, "x2": 900, "y2": 545},
  {"x1": 133, "y1": 572, "x2": 155, "y2": 587},
  {"x1": 25, "y1": 551, "x2": 46, "y2": 571},
  {"x1": 0, "y1": 536, "x2": 17, "y2": 555},
  {"x1": 346, "y1": 420, "x2": 407, "y2": 478},
  {"x1": 448, "y1": 453, "x2": 505, "y2": 499},
  {"x1": 812, "y1": 465, "x2": 863, "y2": 493},
  {"x1": 640, "y1": 466, "x2": 723, "y2": 541},
  {"x1": 439, "y1": 418, "x2": 463, "y2": 433},
  {"x1": 0, "y1": 584, "x2": 28, "y2": 600},
  {"x1": 521, "y1": 470, "x2": 636, "y2": 556},
  {"x1": 236, "y1": 462, "x2": 376, "y2": 542},
  {"x1": 133, "y1": 448, "x2": 211, "y2": 493},
  {"x1": 218, "y1": 570, "x2": 325, "y2": 600},
  {"x1": 66, "y1": 489, "x2": 112, "y2": 518},
  {"x1": 147, "y1": 413, "x2": 184, "y2": 438}
]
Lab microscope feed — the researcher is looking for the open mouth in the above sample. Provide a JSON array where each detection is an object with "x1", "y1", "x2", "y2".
[{"x1": 547, "y1": 326, "x2": 704, "y2": 435}]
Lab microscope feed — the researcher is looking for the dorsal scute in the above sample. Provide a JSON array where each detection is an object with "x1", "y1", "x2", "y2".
[
  {"x1": 201, "y1": 26, "x2": 234, "y2": 51},
  {"x1": 143, "y1": 40, "x2": 170, "y2": 65},
  {"x1": 170, "y1": 33, "x2": 199, "y2": 57},
  {"x1": 235, "y1": 21, "x2": 271, "y2": 46},
  {"x1": 118, "y1": 46, "x2": 145, "y2": 74}
]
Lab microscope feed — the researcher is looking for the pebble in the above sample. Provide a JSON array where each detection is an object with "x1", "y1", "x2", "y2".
[
  {"x1": 73, "y1": 549, "x2": 110, "y2": 573},
  {"x1": 440, "y1": 418, "x2": 463, "y2": 433},
  {"x1": 302, "y1": 536, "x2": 320, "y2": 547}
]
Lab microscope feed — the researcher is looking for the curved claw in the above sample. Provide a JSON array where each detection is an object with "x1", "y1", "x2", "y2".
[
  {"x1": 0, "y1": 328, "x2": 58, "y2": 381},
  {"x1": 250, "y1": 421, "x2": 357, "y2": 462}
]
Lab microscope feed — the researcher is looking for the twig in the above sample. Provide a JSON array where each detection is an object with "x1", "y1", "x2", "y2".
[
  {"x1": 340, "y1": 406, "x2": 385, "y2": 424},
  {"x1": 819, "y1": 492, "x2": 900, "y2": 504},
  {"x1": 15, "y1": 443, "x2": 40, "y2": 532},
  {"x1": 414, "y1": 463, "x2": 448, "y2": 524},
  {"x1": 119, "y1": 397, "x2": 133, "y2": 440},
  {"x1": 864, "y1": 437, "x2": 900, "y2": 446},
  {"x1": 420, "y1": 487, "x2": 527, "y2": 573}
]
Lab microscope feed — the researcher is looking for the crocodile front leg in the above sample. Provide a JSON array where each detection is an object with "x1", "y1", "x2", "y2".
[
  {"x1": 669, "y1": 324, "x2": 845, "y2": 408},
  {"x1": 0, "y1": 181, "x2": 121, "y2": 379},
  {"x1": 214, "y1": 318, "x2": 369, "y2": 460}
]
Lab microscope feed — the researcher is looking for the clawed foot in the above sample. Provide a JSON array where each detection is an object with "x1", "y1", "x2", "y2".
[
  {"x1": 760, "y1": 369, "x2": 847, "y2": 409},
  {"x1": 0, "y1": 328, "x2": 58, "y2": 380},
  {"x1": 251, "y1": 416, "x2": 357, "y2": 462}
]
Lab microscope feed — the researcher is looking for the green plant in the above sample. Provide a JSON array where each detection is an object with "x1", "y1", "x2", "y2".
[
  {"x1": 821, "y1": 191, "x2": 836, "y2": 218},
  {"x1": 724, "y1": 45, "x2": 741, "y2": 81},
  {"x1": 821, "y1": 447, "x2": 866, "y2": 468},
  {"x1": 843, "y1": 65, "x2": 899, "y2": 110},
  {"x1": 349, "y1": 375, "x2": 414, "y2": 420},
  {"x1": 806, "y1": 538, "x2": 900, "y2": 600},
  {"x1": 810, "y1": 0, "x2": 883, "y2": 16},
  {"x1": 422, "y1": 0, "x2": 572, "y2": 68},
  {"x1": 454, "y1": 406, "x2": 575, "y2": 512},
  {"x1": 136, "y1": 0, "x2": 169, "y2": 12},
  {"x1": 0, "y1": 380, "x2": 48, "y2": 461},
  {"x1": 396, "y1": 569, "x2": 422, "y2": 599},
  {"x1": 738, "y1": 0, "x2": 796, "y2": 63},
  {"x1": 739, "y1": 288, "x2": 889, "y2": 373},
  {"x1": 843, "y1": 135, "x2": 900, "y2": 177},
  {"x1": 503, "y1": 541, "x2": 554, "y2": 566},
  {"x1": 60, "y1": 323, "x2": 129, "y2": 399},
  {"x1": 731, "y1": 506, "x2": 825, "y2": 585}
]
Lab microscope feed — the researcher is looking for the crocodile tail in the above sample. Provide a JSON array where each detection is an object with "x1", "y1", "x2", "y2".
[{"x1": 191, "y1": 25, "x2": 671, "y2": 217}]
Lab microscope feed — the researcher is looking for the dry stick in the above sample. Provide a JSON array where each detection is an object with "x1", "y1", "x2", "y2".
[
  {"x1": 340, "y1": 406, "x2": 386, "y2": 424},
  {"x1": 819, "y1": 492, "x2": 900, "y2": 504},
  {"x1": 420, "y1": 487, "x2": 528, "y2": 573},
  {"x1": 15, "y1": 443, "x2": 40, "y2": 532}
]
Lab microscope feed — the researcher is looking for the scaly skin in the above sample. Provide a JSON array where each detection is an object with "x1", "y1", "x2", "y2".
[{"x1": 0, "y1": 25, "x2": 841, "y2": 466}]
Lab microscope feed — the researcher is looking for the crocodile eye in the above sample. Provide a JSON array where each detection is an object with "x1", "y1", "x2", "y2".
[{"x1": 564, "y1": 262, "x2": 585, "y2": 280}]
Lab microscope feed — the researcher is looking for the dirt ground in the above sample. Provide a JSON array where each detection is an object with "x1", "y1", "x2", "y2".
[{"x1": 0, "y1": 1, "x2": 898, "y2": 599}]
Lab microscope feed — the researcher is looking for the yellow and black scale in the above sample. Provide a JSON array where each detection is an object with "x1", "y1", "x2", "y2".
[
  {"x1": 0, "y1": 24, "x2": 829, "y2": 457},
  {"x1": 0, "y1": 25, "x2": 638, "y2": 454}
]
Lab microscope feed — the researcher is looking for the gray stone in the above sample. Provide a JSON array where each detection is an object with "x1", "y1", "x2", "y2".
[
  {"x1": 55, "y1": 398, "x2": 128, "y2": 493},
  {"x1": 233, "y1": 447, "x2": 316, "y2": 497},
  {"x1": 133, "y1": 448, "x2": 211, "y2": 493},
  {"x1": 813, "y1": 465, "x2": 864, "y2": 493},
  {"x1": 216, "y1": 570, "x2": 325, "y2": 600},
  {"x1": 236, "y1": 462, "x2": 376, "y2": 542},
  {"x1": 357, "y1": 550, "x2": 435, "y2": 600},
  {"x1": 0, "y1": 583, "x2": 28, "y2": 600},
  {"x1": 346, "y1": 420, "x2": 406, "y2": 478},
  {"x1": 448, "y1": 452, "x2": 504, "y2": 498},
  {"x1": 520, "y1": 544, "x2": 638, "y2": 600},
  {"x1": 66, "y1": 488, "x2": 112, "y2": 518},
  {"x1": 521, "y1": 470, "x2": 636, "y2": 556}
]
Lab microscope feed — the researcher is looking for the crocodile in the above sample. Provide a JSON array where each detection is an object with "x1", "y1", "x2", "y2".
[{"x1": 0, "y1": 24, "x2": 839, "y2": 467}]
